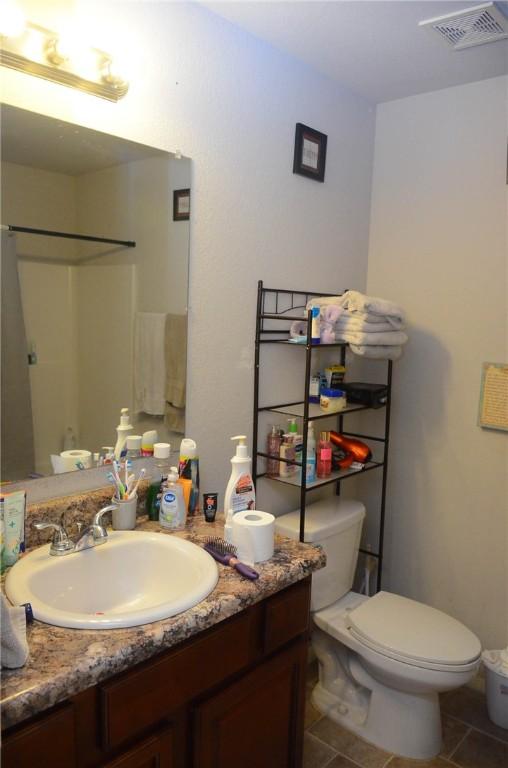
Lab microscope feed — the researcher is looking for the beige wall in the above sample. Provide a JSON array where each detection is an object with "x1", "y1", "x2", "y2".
[
  {"x1": 1, "y1": 162, "x2": 78, "y2": 474},
  {"x1": 1, "y1": 0, "x2": 375, "y2": 502},
  {"x1": 367, "y1": 76, "x2": 508, "y2": 649},
  {"x1": 75, "y1": 155, "x2": 190, "y2": 449}
]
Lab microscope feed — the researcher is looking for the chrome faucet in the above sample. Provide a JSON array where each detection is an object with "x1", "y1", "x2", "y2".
[{"x1": 34, "y1": 505, "x2": 117, "y2": 556}]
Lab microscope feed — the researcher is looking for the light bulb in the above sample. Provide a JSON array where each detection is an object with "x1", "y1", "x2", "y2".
[
  {"x1": 101, "y1": 55, "x2": 128, "y2": 87},
  {"x1": 0, "y1": 1, "x2": 25, "y2": 38}
]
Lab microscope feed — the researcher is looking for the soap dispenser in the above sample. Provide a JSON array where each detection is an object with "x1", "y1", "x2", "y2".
[
  {"x1": 224, "y1": 436, "x2": 256, "y2": 515},
  {"x1": 114, "y1": 408, "x2": 133, "y2": 461},
  {"x1": 160, "y1": 467, "x2": 187, "y2": 530}
]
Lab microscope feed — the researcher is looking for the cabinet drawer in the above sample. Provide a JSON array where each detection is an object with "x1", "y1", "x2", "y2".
[
  {"x1": 264, "y1": 577, "x2": 311, "y2": 654},
  {"x1": 1, "y1": 703, "x2": 76, "y2": 768},
  {"x1": 100, "y1": 607, "x2": 260, "y2": 750},
  {"x1": 103, "y1": 726, "x2": 173, "y2": 768}
]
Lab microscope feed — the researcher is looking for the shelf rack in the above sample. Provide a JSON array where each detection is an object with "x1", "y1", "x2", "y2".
[{"x1": 252, "y1": 280, "x2": 392, "y2": 592}]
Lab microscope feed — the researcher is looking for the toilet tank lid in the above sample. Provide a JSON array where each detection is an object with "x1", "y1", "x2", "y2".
[
  {"x1": 349, "y1": 592, "x2": 482, "y2": 666},
  {"x1": 274, "y1": 498, "x2": 365, "y2": 543}
]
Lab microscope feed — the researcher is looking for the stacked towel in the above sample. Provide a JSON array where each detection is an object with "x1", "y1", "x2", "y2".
[{"x1": 307, "y1": 291, "x2": 407, "y2": 359}]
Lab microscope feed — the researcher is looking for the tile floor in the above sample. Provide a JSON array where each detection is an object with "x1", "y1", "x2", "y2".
[{"x1": 303, "y1": 662, "x2": 508, "y2": 768}]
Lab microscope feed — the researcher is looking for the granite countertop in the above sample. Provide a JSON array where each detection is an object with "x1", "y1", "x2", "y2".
[{"x1": 1, "y1": 514, "x2": 325, "y2": 730}]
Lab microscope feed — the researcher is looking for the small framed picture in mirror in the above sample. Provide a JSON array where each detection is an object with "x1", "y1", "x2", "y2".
[
  {"x1": 293, "y1": 123, "x2": 327, "y2": 182},
  {"x1": 173, "y1": 188, "x2": 190, "y2": 221}
]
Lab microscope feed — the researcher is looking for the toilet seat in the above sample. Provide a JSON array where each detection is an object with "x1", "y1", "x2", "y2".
[
  {"x1": 314, "y1": 591, "x2": 481, "y2": 673},
  {"x1": 347, "y1": 591, "x2": 481, "y2": 672}
]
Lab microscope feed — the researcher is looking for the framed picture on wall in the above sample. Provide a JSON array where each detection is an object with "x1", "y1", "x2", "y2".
[
  {"x1": 173, "y1": 188, "x2": 190, "y2": 221},
  {"x1": 293, "y1": 123, "x2": 327, "y2": 182}
]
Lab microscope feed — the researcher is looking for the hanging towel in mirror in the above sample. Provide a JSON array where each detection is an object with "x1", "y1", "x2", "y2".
[
  {"x1": 164, "y1": 314, "x2": 187, "y2": 433},
  {"x1": 133, "y1": 313, "x2": 166, "y2": 416}
]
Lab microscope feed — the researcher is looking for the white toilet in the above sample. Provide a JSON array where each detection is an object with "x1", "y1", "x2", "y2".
[{"x1": 275, "y1": 498, "x2": 481, "y2": 760}]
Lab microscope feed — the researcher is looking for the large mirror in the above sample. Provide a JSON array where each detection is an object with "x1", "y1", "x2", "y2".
[{"x1": 1, "y1": 105, "x2": 190, "y2": 481}]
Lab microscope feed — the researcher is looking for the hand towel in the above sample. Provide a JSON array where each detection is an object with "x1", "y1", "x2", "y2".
[
  {"x1": 307, "y1": 296, "x2": 405, "y2": 324},
  {"x1": 164, "y1": 314, "x2": 187, "y2": 433},
  {"x1": 321, "y1": 304, "x2": 343, "y2": 343},
  {"x1": 1, "y1": 594, "x2": 29, "y2": 668},
  {"x1": 335, "y1": 330, "x2": 408, "y2": 346},
  {"x1": 134, "y1": 313, "x2": 167, "y2": 416},
  {"x1": 349, "y1": 344, "x2": 403, "y2": 361},
  {"x1": 338, "y1": 290, "x2": 405, "y2": 321},
  {"x1": 335, "y1": 316, "x2": 405, "y2": 333}
]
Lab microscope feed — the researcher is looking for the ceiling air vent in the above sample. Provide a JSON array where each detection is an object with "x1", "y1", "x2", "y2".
[{"x1": 419, "y1": 2, "x2": 508, "y2": 49}]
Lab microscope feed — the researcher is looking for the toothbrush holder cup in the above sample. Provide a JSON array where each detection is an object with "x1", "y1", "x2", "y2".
[{"x1": 111, "y1": 495, "x2": 138, "y2": 530}]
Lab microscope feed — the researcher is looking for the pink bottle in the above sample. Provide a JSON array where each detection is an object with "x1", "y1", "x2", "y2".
[{"x1": 316, "y1": 431, "x2": 332, "y2": 478}]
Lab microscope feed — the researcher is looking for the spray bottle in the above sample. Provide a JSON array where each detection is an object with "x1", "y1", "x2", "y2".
[
  {"x1": 224, "y1": 436, "x2": 255, "y2": 514},
  {"x1": 179, "y1": 438, "x2": 199, "y2": 514}
]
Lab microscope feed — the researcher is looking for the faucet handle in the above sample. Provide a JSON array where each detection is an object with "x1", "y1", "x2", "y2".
[
  {"x1": 93, "y1": 504, "x2": 116, "y2": 527},
  {"x1": 33, "y1": 522, "x2": 74, "y2": 555}
]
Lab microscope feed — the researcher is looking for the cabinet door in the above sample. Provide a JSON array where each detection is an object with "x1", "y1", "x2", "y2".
[
  {"x1": 193, "y1": 640, "x2": 307, "y2": 768},
  {"x1": 1, "y1": 704, "x2": 76, "y2": 768},
  {"x1": 103, "y1": 727, "x2": 173, "y2": 768}
]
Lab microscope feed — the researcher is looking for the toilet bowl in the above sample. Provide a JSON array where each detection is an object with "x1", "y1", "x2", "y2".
[{"x1": 275, "y1": 499, "x2": 481, "y2": 760}]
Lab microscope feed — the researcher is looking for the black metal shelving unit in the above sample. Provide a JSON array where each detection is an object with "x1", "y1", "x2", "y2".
[{"x1": 252, "y1": 280, "x2": 392, "y2": 592}]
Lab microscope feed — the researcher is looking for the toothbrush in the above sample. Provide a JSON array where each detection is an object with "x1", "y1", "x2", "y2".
[
  {"x1": 107, "y1": 471, "x2": 123, "y2": 499},
  {"x1": 204, "y1": 537, "x2": 259, "y2": 581},
  {"x1": 125, "y1": 459, "x2": 132, "y2": 489},
  {"x1": 125, "y1": 473, "x2": 136, "y2": 494},
  {"x1": 128, "y1": 468, "x2": 146, "y2": 500},
  {"x1": 112, "y1": 461, "x2": 126, "y2": 499}
]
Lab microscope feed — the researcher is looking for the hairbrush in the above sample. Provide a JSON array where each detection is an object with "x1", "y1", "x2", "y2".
[{"x1": 204, "y1": 537, "x2": 259, "y2": 581}]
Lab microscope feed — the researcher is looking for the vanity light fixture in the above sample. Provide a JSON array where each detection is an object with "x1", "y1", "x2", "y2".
[{"x1": 0, "y1": 16, "x2": 129, "y2": 101}]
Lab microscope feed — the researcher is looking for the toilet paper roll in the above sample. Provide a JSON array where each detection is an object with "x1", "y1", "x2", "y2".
[
  {"x1": 232, "y1": 510, "x2": 275, "y2": 564},
  {"x1": 58, "y1": 449, "x2": 92, "y2": 473}
]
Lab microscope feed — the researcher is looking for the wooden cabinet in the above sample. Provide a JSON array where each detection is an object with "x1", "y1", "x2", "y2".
[
  {"x1": 2, "y1": 578, "x2": 311, "y2": 768},
  {"x1": 193, "y1": 641, "x2": 307, "y2": 768}
]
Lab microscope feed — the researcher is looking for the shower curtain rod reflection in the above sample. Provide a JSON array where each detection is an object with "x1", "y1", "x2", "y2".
[{"x1": 4, "y1": 224, "x2": 136, "y2": 248}]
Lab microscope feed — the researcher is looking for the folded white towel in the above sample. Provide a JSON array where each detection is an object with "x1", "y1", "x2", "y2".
[
  {"x1": 307, "y1": 294, "x2": 405, "y2": 323},
  {"x1": 134, "y1": 313, "x2": 166, "y2": 416},
  {"x1": 335, "y1": 330, "x2": 408, "y2": 346},
  {"x1": 338, "y1": 290, "x2": 405, "y2": 321},
  {"x1": 1, "y1": 594, "x2": 28, "y2": 668},
  {"x1": 349, "y1": 344, "x2": 403, "y2": 361},
  {"x1": 335, "y1": 317, "x2": 404, "y2": 333}
]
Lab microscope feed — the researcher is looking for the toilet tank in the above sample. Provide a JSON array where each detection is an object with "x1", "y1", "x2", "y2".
[{"x1": 275, "y1": 498, "x2": 366, "y2": 611}]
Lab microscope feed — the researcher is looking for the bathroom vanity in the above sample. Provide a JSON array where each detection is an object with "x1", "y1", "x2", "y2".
[{"x1": 1, "y1": 512, "x2": 325, "y2": 768}]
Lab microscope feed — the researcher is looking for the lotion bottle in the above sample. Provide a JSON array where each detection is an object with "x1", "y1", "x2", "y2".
[
  {"x1": 224, "y1": 436, "x2": 256, "y2": 514},
  {"x1": 287, "y1": 418, "x2": 303, "y2": 480},
  {"x1": 114, "y1": 408, "x2": 132, "y2": 460}
]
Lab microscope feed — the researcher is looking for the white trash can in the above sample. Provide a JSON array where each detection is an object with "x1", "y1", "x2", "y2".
[{"x1": 482, "y1": 648, "x2": 508, "y2": 729}]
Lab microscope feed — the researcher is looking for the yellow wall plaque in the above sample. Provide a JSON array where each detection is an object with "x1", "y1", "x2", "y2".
[{"x1": 478, "y1": 362, "x2": 508, "y2": 431}]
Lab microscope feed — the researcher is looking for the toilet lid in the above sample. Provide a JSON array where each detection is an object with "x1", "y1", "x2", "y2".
[{"x1": 348, "y1": 592, "x2": 481, "y2": 666}]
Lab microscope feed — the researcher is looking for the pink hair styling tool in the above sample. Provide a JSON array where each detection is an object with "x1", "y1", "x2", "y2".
[{"x1": 204, "y1": 537, "x2": 259, "y2": 581}]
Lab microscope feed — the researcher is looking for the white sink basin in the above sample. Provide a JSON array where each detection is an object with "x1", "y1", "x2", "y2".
[{"x1": 5, "y1": 531, "x2": 218, "y2": 629}]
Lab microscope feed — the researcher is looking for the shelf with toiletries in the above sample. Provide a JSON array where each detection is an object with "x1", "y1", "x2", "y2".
[
  {"x1": 255, "y1": 456, "x2": 384, "y2": 489},
  {"x1": 258, "y1": 400, "x2": 379, "y2": 420},
  {"x1": 252, "y1": 281, "x2": 392, "y2": 592}
]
